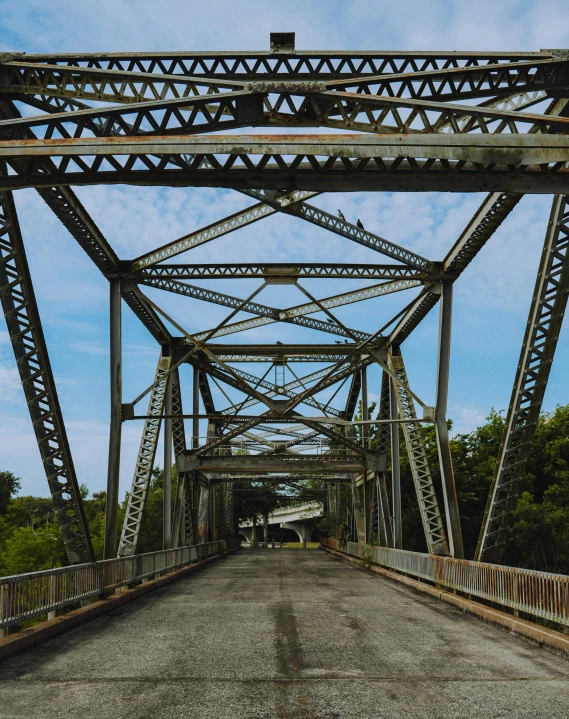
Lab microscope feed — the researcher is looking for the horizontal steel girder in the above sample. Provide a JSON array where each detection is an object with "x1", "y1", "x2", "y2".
[
  {"x1": 176, "y1": 342, "x2": 375, "y2": 361},
  {"x1": 145, "y1": 276, "x2": 413, "y2": 342},
  {"x1": 178, "y1": 453, "x2": 367, "y2": 474},
  {"x1": 3, "y1": 54, "x2": 567, "y2": 101},
  {"x1": 2, "y1": 66, "x2": 568, "y2": 140},
  {"x1": 137, "y1": 263, "x2": 427, "y2": 280},
  {"x1": 8, "y1": 51, "x2": 562, "y2": 79},
  {"x1": 1, "y1": 134, "x2": 569, "y2": 193}
]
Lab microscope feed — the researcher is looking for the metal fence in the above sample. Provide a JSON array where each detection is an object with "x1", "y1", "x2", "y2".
[
  {"x1": 0, "y1": 540, "x2": 233, "y2": 630},
  {"x1": 321, "y1": 538, "x2": 569, "y2": 627}
]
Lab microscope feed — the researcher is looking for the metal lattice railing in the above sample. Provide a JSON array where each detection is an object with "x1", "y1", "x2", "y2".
[
  {"x1": 321, "y1": 538, "x2": 569, "y2": 627},
  {"x1": 0, "y1": 540, "x2": 235, "y2": 630}
]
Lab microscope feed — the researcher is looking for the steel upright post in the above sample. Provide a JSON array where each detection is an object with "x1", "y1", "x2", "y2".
[
  {"x1": 104, "y1": 279, "x2": 122, "y2": 559},
  {"x1": 389, "y1": 377, "x2": 403, "y2": 549},
  {"x1": 198, "y1": 422, "x2": 215, "y2": 542},
  {"x1": 163, "y1": 371, "x2": 173, "y2": 549},
  {"x1": 361, "y1": 367, "x2": 370, "y2": 541},
  {"x1": 435, "y1": 281, "x2": 464, "y2": 558},
  {"x1": 192, "y1": 366, "x2": 201, "y2": 540},
  {"x1": 192, "y1": 367, "x2": 200, "y2": 449}
]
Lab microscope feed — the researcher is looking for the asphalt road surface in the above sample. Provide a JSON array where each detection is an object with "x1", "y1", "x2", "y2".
[{"x1": 1, "y1": 548, "x2": 568, "y2": 718}]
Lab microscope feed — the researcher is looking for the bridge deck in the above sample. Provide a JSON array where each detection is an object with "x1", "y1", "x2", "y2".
[{"x1": 1, "y1": 549, "x2": 568, "y2": 718}]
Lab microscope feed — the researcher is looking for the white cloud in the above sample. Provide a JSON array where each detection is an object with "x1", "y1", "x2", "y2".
[
  {"x1": 1, "y1": 0, "x2": 569, "y2": 496},
  {"x1": 449, "y1": 405, "x2": 488, "y2": 436},
  {"x1": 0, "y1": 361, "x2": 22, "y2": 401}
]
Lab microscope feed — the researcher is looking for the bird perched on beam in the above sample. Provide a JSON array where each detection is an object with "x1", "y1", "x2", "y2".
[
  {"x1": 276, "y1": 341, "x2": 283, "y2": 345},
  {"x1": 356, "y1": 219, "x2": 365, "y2": 229},
  {"x1": 338, "y1": 209, "x2": 345, "y2": 221}
]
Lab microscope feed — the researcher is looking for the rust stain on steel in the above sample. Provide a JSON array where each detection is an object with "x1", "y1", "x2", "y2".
[{"x1": 320, "y1": 537, "x2": 569, "y2": 627}]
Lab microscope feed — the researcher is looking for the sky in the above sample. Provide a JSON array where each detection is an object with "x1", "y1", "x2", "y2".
[{"x1": 1, "y1": 0, "x2": 569, "y2": 499}]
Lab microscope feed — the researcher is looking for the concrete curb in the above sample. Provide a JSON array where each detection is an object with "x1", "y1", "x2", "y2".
[
  {"x1": 320, "y1": 545, "x2": 569, "y2": 656},
  {"x1": 0, "y1": 546, "x2": 242, "y2": 661}
]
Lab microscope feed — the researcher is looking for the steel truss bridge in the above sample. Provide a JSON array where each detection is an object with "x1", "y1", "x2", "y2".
[{"x1": 1, "y1": 35, "x2": 569, "y2": 579}]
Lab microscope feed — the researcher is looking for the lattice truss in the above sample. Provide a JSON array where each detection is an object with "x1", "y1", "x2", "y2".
[{"x1": 0, "y1": 37, "x2": 568, "y2": 564}]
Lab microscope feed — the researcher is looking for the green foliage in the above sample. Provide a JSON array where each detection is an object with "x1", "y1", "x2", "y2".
[
  {"x1": 2, "y1": 404, "x2": 569, "y2": 575},
  {"x1": 0, "y1": 524, "x2": 65, "y2": 576},
  {"x1": 0, "y1": 471, "x2": 21, "y2": 514}
]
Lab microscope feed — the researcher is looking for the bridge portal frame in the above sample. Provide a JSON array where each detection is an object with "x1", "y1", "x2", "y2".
[{"x1": 0, "y1": 36, "x2": 568, "y2": 565}]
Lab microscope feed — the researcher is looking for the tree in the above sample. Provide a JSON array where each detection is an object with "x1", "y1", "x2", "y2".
[
  {"x1": 0, "y1": 524, "x2": 65, "y2": 576},
  {"x1": 0, "y1": 471, "x2": 21, "y2": 514}
]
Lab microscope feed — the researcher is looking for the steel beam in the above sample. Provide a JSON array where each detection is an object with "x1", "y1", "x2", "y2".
[
  {"x1": 388, "y1": 374, "x2": 402, "y2": 549},
  {"x1": 0, "y1": 184, "x2": 93, "y2": 564},
  {"x1": 434, "y1": 281, "x2": 464, "y2": 558},
  {"x1": 104, "y1": 279, "x2": 122, "y2": 559},
  {"x1": 3, "y1": 67, "x2": 568, "y2": 140},
  {"x1": 389, "y1": 349, "x2": 448, "y2": 555},
  {"x1": 131, "y1": 190, "x2": 316, "y2": 269},
  {"x1": 170, "y1": 368, "x2": 188, "y2": 548},
  {"x1": 2, "y1": 134, "x2": 569, "y2": 194},
  {"x1": 143, "y1": 276, "x2": 388, "y2": 342},
  {"x1": 180, "y1": 454, "x2": 365, "y2": 474},
  {"x1": 476, "y1": 194, "x2": 569, "y2": 563},
  {"x1": 118, "y1": 353, "x2": 171, "y2": 557},
  {"x1": 375, "y1": 370, "x2": 395, "y2": 549},
  {"x1": 139, "y1": 263, "x2": 425, "y2": 281},
  {"x1": 163, "y1": 371, "x2": 173, "y2": 550},
  {"x1": 244, "y1": 190, "x2": 432, "y2": 270},
  {"x1": 4, "y1": 54, "x2": 566, "y2": 102},
  {"x1": 214, "y1": 364, "x2": 342, "y2": 418},
  {"x1": 0, "y1": 99, "x2": 171, "y2": 344}
]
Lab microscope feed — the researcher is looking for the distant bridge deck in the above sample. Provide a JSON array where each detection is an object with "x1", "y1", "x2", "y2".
[{"x1": 1, "y1": 549, "x2": 568, "y2": 719}]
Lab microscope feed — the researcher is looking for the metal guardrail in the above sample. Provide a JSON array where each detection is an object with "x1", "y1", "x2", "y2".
[
  {"x1": 321, "y1": 538, "x2": 569, "y2": 627},
  {"x1": 0, "y1": 540, "x2": 234, "y2": 630}
]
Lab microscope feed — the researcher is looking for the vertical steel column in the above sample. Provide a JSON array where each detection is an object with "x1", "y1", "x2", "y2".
[
  {"x1": 163, "y1": 371, "x2": 172, "y2": 550},
  {"x1": 104, "y1": 279, "x2": 122, "y2": 559},
  {"x1": 389, "y1": 377, "x2": 402, "y2": 549},
  {"x1": 435, "y1": 281, "x2": 464, "y2": 558},
  {"x1": 0, "y1": 186, "x2": 93, "y2": 564},
  {"x1": 389, "y1": 349, "x2": 448, "y2": 555},
  {"x1": 171, "y1": 367, "x2": 189, "y2": 548},
  {"x1": 198, "y1": 422, "x2": 215, "y2": 543},
  {"x1": 375, "y1": 370, "x2": 394, "y2": 548},
  {"x1": 361, "y1": 367, "x2": 370, "y2": 541},
  {"x1": 477, "y1": 194, "x2": 569, "y2": 563},
  {"x1": 192, "y1": 367, "x2": 202, "y2": 544},
  {"x1": 192, "y1": 367, "x2": 201, "y2": 541},
  {"x1": 192, "y1": 367, "x2": 200, "y2": 450}
]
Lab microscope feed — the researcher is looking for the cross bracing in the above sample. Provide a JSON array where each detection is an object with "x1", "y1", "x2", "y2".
[{"x1": 0, "y1": 38, "x2": 567, "y2": 565}]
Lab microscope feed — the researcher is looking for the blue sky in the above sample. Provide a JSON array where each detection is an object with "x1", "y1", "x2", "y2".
[{"x1": 1, "y1": 0, "x2": 569, "y2": 498}]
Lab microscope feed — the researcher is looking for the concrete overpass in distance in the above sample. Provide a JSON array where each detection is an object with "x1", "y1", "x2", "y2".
[{"x1": 239, "y1": 502, "x2": 322, "y2": 543}]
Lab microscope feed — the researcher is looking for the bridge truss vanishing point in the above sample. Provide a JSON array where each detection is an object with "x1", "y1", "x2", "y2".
[{"x1": 0, "y1": 35, "x2": 568, "y2": 566}]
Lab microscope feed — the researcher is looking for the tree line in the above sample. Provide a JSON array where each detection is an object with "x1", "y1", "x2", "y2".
[{"x1": 1, "y1": 403, "x2": 568, "y2": 576}]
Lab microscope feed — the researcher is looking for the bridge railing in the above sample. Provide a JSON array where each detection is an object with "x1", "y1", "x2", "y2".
[
  {"x1": 321, "y1": 538, "x2": 569, "y2": 627},
  {"x1": 0, "y1": 540, "x2": 229, "y2": 630}
]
